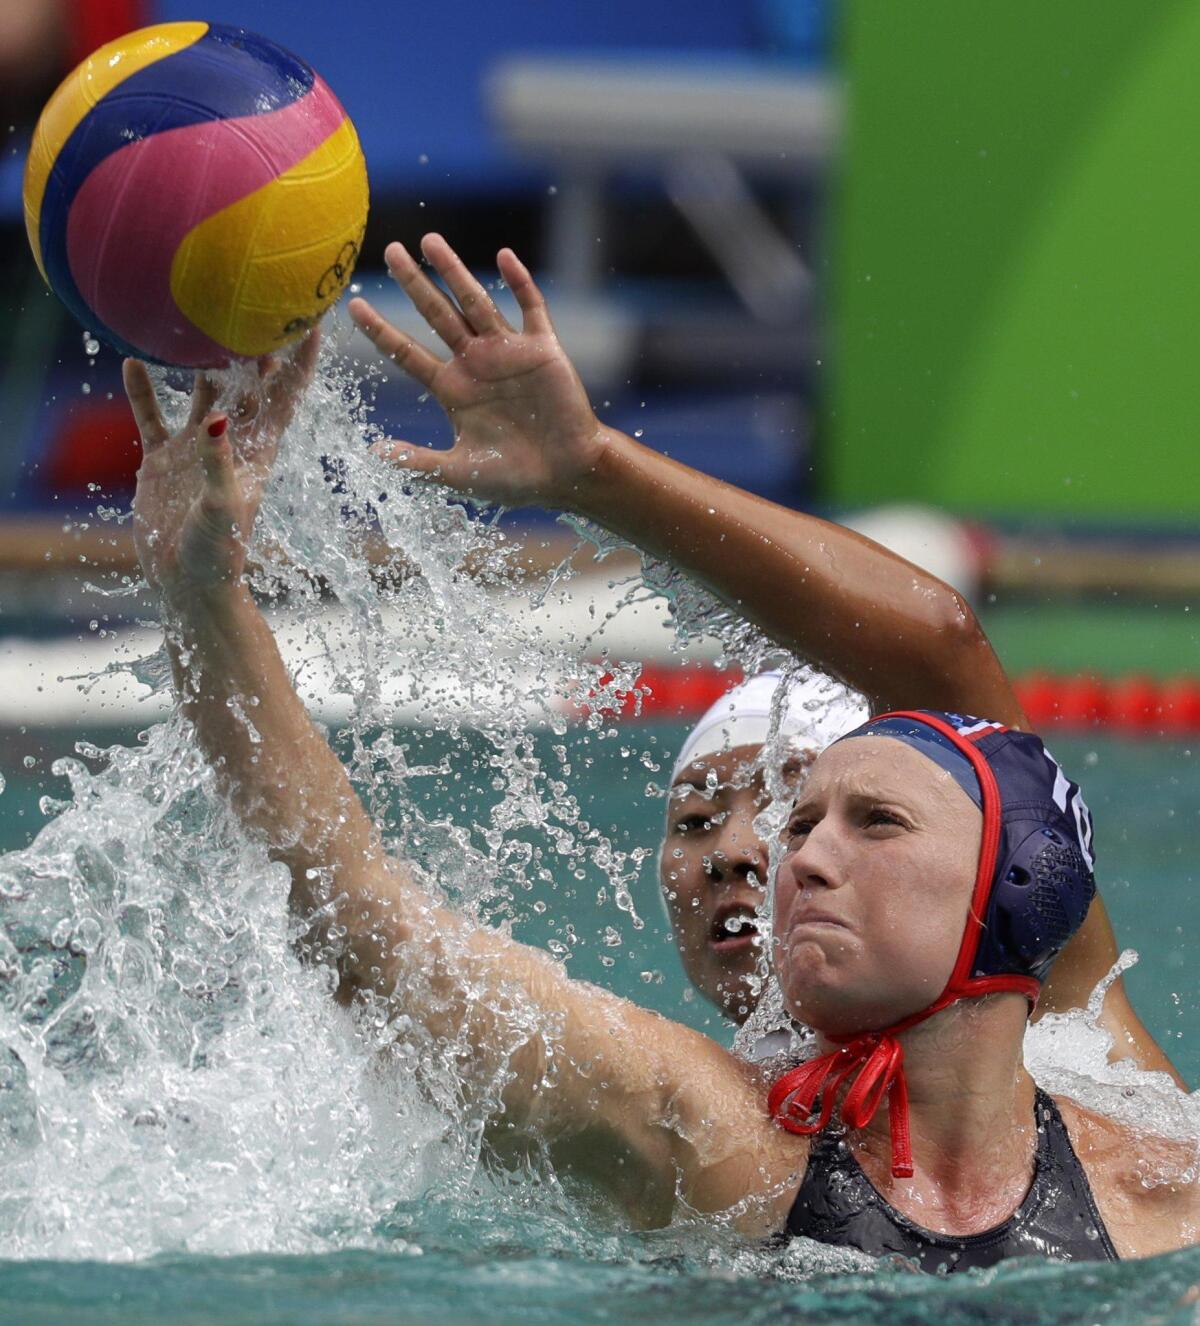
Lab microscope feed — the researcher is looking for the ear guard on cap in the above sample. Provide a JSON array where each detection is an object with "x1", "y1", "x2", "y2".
[{"x1": 974, "y1": 822, "x2": 1096, "y2": 984}]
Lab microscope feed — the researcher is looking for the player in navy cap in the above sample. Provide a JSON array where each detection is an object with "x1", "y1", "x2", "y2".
[
  {"x1": 124, "y1": 234, "x2": 1197, "y2": 1270},
  {"x1": 658, "y1": 669, "x2": 1181, "y2": 1089}
]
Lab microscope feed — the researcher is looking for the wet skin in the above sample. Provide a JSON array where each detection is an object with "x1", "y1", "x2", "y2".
[
  {"x1": 773, "y1": 735, "x2": 981, "y2": 1037},
  {"x1": 661, "y1": 743, "x2": 810, "y2": 1021},
  {"x1": 661, "y1": 737, "x2": 980, "y2": 1033},
  {"x1": 661, "y1": 732, "x2": 1187, "y2": 1088},
  {"x1": 123, "y1": 229, "x2": 1192, "y2": 1244}
]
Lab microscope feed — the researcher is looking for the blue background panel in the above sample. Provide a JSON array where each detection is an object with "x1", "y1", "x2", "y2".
[{"x1": 156, "y1": 0, "x2": 759, "y2": 194}]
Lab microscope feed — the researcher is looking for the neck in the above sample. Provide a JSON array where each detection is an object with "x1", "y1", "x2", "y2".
[{"x1": 822, "y1": 995, "x2": 1036, "y2": 1196}]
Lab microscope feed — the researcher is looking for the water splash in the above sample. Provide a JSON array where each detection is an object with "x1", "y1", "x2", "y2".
[
  {"x1": 1026, "y1": 951, "x2": 1200, "y2": 1147},
  {"x1": 0, "y1": 332, "x2": 654, "y2": 1259},
  {"x1": 0, "y1": 323, "x2": 1196, "y2": 1312}
]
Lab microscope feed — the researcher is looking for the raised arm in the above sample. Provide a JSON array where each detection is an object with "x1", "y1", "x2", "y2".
[
  {"x1": 121, "y1": 337, "x2": 781, "y2": 1225},
  {"x1": 350, "y1": 236, "x2": 1012, "y2": 725},
  {"x1": 349, "y1": 235, "x2": 1184, "y2": 1087},
  {"x1": 124, "y1": 339, "x2": 380, "y2": 961}
]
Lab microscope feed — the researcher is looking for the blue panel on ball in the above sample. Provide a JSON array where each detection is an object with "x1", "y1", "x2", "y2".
[{"x1": 39, "y1": 25, "x2": 315, "y2": 352}]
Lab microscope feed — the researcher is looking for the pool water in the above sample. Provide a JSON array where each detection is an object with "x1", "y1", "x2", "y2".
[
  {"x1": 5, "y1": 725, "x2": 1195, "y2": 1069},
  {"x1": 0, "y1": 722, "x2": 1197, "y2": 1325},
  {"x1": 0, "y1": 352, "x2": 1196, "y2": 1322},
  {"x1": 1, "y1": 1237, "x2": 1199, "y2": 1326}
]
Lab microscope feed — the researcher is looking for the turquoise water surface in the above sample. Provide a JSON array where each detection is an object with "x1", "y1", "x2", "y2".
[
  {"x1": 2, "y1": 1239, "x2": 1200, "y2": 1326},
  {"x1": 0, "y1": 722, "x2": 1197, "y2": 1324}
]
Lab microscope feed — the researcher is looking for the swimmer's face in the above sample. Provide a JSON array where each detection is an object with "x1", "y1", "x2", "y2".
[
  {"x1": 661, "y1": 744, "x2": 811, "y2": 1023},
  {"x1": 773, "y1": 736, "x2": 981, "y2": 1037}
]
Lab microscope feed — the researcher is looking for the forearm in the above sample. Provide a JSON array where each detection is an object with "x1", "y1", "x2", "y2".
[
  {"x1": 156, "y1": 585, "x2": 575, "y2": 1105},
  {"x1": 571, "y1": 429, "x2": 1020, "y2": 722},
  {"x1": 162, "y1": 582, "x2": 379, "y2": 913}
]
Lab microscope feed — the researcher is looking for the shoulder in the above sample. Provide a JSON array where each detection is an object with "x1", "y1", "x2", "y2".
[
  {"x1": 537, "y1": 969, "x2": 807, "y2": 1227},
  {"x1": 616, "y1": 999, "x2": 810, "y2": 1233},
  {"x1": 1054, "y1": 1093, "x2": 1200, "y2": 1258},
  {"x1": 659, "y1": 1031, "x2": 810, "y2": 1232}
]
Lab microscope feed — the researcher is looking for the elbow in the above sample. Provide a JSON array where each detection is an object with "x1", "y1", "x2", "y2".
[
  {"x1": 921, "y1": 582, "x2": 998, "y2": 695},
  {"x1": 928, "y1": 582, "x2": 981, "y2": 651}
]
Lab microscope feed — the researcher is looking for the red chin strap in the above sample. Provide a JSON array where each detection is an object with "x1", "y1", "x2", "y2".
[
  {"x1": 768, "y1": 1031, "x2": 915, "y2": 1176},
  {"x1": 767, "y1": 711, "x2": 1040, "y2": 1179}
]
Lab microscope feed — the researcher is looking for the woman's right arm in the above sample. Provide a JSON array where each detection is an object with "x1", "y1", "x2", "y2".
[
  {"x1": 122, "y1": 345, "x2": 787, "y2": 1225},
  {"x1": 351, "y1": 235, "x2": 1015, "y2": 725}
]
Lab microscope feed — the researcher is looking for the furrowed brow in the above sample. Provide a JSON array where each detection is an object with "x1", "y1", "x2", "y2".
[
  {"x1": 839, "y1": 786, "x2": 917, "y2": 815},
  {"x1": 787, "y1": 789, "x2": 823, "y2": 820}
]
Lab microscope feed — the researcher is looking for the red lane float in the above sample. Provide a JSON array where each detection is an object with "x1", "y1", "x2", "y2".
[{"x1": 582, "y1": 668, "x2": 1200, "y2": 735}]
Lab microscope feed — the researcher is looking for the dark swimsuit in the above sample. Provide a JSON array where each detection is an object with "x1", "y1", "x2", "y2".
[{"x1": 785, "y1": 1088, "x2": 1120, "y2": 1272}]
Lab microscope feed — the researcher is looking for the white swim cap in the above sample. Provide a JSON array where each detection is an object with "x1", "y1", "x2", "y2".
[{"x1": 670, "y1": 669, "x2": 869, "y2": 784}]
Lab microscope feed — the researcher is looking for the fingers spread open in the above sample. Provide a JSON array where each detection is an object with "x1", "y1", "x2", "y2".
[
  {"x1": 497, "y1": 248, "x2": 553, "y2": 336},
  {"x1": 349, "y1": 298, "x2": 444, "y2": 390},
  {"x1": 122, "y1": 360, "x2": 169, "y2": 450},
  {"x1": 384, "y1": 241, "x2": 471, "y2": 352},
  {"x1": 420, "y1": 233, "x2": 508, "y2": 337}
]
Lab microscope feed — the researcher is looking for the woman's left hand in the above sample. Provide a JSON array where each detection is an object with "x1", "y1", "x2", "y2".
[
  {"x1": 348, "y1": 234, "x2": 607, "y2": 508},
  {"x1": 124, "y1": 331, "x2": 319, "y2": 605}
]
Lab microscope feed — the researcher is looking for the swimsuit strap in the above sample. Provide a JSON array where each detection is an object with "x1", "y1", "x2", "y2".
[{"x1": 784, "y1": 1086, "x2": 1120, "y2": 1272}]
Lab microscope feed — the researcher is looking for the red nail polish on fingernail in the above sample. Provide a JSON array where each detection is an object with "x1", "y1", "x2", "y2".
[{"x1": 207, "y1": 418, "x2": 227, "y2": 438}]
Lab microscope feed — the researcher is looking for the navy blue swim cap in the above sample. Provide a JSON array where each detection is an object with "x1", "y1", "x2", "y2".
[
  {"x1": 836, "y1": 710, "x2": 1096, "y2": 988},
  {"x1": 770, "y1": 708, "x2": 1097, "y2": 1178}
]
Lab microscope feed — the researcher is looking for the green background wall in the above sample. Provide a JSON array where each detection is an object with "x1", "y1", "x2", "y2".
[{"x1": 827, "y1": 1, "x2": 1200, "y2": 522}]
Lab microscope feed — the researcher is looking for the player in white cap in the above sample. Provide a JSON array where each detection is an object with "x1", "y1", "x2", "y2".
[{"x1": 662, "y1": 669, "x2": 864, "y2": 1030}]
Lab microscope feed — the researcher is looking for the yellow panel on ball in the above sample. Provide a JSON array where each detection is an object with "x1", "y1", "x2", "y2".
[{"x1": 170, "y1": 114, "x2": 369, "y2": 357}]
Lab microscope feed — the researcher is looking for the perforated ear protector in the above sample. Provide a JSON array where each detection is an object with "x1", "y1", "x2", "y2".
[{"x1": 976, "y1": 822, "x2": 1092, "y2": 983}]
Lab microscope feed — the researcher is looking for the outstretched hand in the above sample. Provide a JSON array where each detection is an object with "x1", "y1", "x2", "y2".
[
  {"x1": 123, "y1": 331, "x2": 319, "y2": 604},
  {"x1": 348, "y1": 235, "x2": 606, "y2": 508}
]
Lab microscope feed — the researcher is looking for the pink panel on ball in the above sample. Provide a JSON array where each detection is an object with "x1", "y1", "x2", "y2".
[{"x1": 65, "y1": 77, "x2": 346, "y2": 367}]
